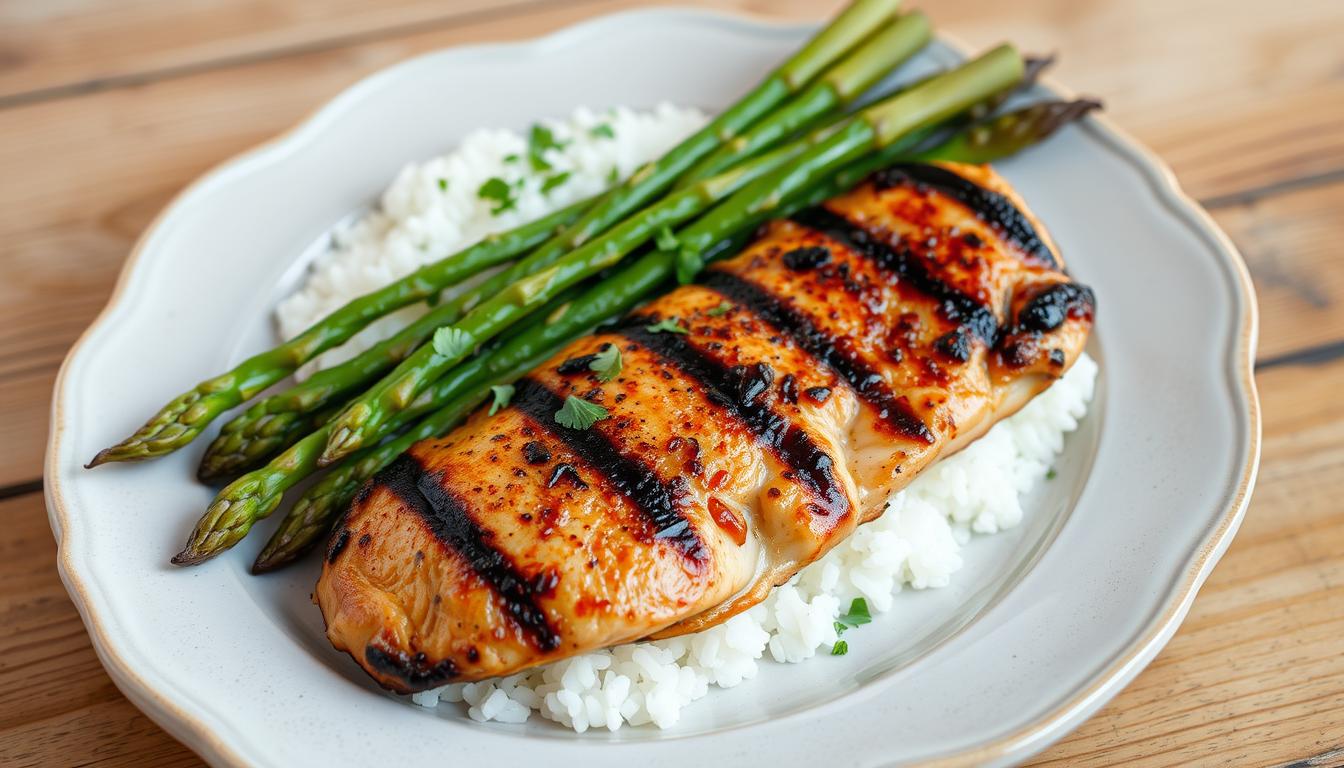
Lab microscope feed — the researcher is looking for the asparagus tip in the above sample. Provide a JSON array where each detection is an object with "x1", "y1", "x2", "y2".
[
  {"x1": 1022, "y1": 52, "x2": 1057, "y2": 84},
  {"x1": 170, "y1": 547, "x2": 209, "y2": 567},
  {"x1": 318, "y1": 428, "x2": 357, "y2": 467},
  {"x1": 1038, "y1": 97, "x2": 1104, "y2": 136},
  {"x1": 85, "y1": 441, "x2": 138, "y2": 468}
]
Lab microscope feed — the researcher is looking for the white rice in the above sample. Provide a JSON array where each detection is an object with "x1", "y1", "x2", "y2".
[{"x1": 276, "y1": 105, "x2": 1099, "y2": 731}]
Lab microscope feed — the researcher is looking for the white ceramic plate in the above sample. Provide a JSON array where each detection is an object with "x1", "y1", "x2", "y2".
[{"x1": 46, "y1": 9, "x2": 1260, "y2": 767}]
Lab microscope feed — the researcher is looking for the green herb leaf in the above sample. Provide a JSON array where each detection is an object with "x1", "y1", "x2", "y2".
[
  {"x1": 527, "y1": 124, "x2": 569, "y2": 172},
  {"x1": 654, "y1": 226, "x2": 680, "y2": 252},
  {"x1": 590, "y1": 344, "x2": 622, "y2": 382},
  {"x1": 477, "y1": 177, "x2": 517, "y2": 215},
  {"x1": 837, "y1": 597, "x2": 872, "y2": 629},
  {"x1": 833, "y1": 621, "x2": 848, "y2": 636},
  {"x1": 432, "y1": 327, "x2": 472, "y2": 359},
  {"x1": 488, "y1": 384, "x2": 514, "y2": 416},
  {"x1": 831, "y1": 640, "x2": 849, "y2": 656},
  {"x1": 589, "y1": 123, "x2": 615, "y2": 139},
  {"x1": 541, "y1": 171, "x2": 572, "y2": 195},
  {"x1": 503, "y1": 153, "x2": 520, "y2": 164},
  {"x1": 437, "y1": 178, "x2": 449, "y2": 192},
  {"x1": 644, "y1": 317, "x2": 689, "y2": 335},
  {"x1": 606, "y1": 166, "x2": 620, "y2": 184},
  {"x1": 706, "y1": 301, "x2": 733, "y2": 317},
  {"x1": 675, "y1": 248, "x2": 702, "y2": 285},
  {"x1": 1046, "y1": 467, "x2": 1057, "y2": 480},
  {"x1": 554, "y1": 395, "x2": 609, "y2": 430}
]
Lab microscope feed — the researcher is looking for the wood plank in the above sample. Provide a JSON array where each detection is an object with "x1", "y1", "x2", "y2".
[
  {"x1": 3, "y1": 0, "x2": 1341, "y2": 193},
  {"x1": 0, "y1": 492, "x2": 201, "y2": 766},
  {"x1": 935, "y1": 0, "x2": 1344, "y2": 205},
  {"x1": 0, "y1": 0, "x2": 559, "y2": 103},
  {"x1": 1213, "y1": 180, "x2": 1344, "y2": 362},
  {"x1": 1030, "y1": 359, "x2": 1344, "y2": 766}
]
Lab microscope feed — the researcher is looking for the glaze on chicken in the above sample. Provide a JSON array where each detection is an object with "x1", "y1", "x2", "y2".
[{"x1": 316, "y1": 161, "x2": 1095, "y2": 692}]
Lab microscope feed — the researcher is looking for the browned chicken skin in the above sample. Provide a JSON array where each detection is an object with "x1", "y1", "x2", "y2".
[{"x1": 317, "y1": 161, "x2": 1095, "y2": 692}]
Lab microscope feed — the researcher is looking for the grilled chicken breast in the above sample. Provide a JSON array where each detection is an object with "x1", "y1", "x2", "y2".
[{"x1": 317, "y1": 161, "x2": 1095, "y2": 692}]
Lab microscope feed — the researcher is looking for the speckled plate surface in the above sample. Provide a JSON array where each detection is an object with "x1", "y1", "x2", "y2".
[{"x1": 46, "y1": 9, "x2": 1259, "y2": 767}]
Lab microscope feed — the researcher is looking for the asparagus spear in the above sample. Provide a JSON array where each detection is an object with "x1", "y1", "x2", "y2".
[
  {"x1": 197, "y1": 401, "x2": 339, "y2": 485},
  {"x1": 87, "y1": 199, "x2": 590, "y2": 467},
  {"x1": 678, "y1": 12, "x2": 931, "y2": 184},
  {"x1": 216, "y1": 95, "x2": 1103, "y2": 571},
  {"x1": 915, "y1": 97, "x2": 1101, "y2": 164},
  {"x1": 195, "y1": 280, "x2": 495, "y2": 484}
]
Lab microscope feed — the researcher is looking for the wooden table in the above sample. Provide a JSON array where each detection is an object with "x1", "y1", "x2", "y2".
[{"x1": 1, "y1": 1, "x2": 1340, "y2": 765}]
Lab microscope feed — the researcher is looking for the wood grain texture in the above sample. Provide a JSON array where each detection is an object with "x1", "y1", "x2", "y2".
[
  {"x1": 0, "y1": 0, "x2": 563, "y2": 103},
  {"x1": 0, "y1": 0, "x2": 1341, "y2": 764}
]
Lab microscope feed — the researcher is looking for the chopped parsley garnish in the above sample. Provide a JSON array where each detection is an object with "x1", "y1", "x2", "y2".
[
  {"x1": 554, "y1": 395, "x2": 609, "y2": 430},
  {"x1": 590, "y1": 123, "x2": 615, "y2": 139},
  {"x1": 645, "y1": 317, "x2": 689, "y2": 335},
  {"x1": 541, "y1": 171, "x2": 572, "y2": 195},
  {"x1": 1046, "y1": 467, "x2": 1057, "y2": 480},
  {"x1": 477, "y1": 176, "x2": 517, "y2": 215},
  {"x1": 437, "y1": 178, "x2": 449, "y2": 192},
  {"x1": 527, "y1": 124, "x2": 569, "y2": 171},
  {"x1": 836, "y1": 597, "x2": 872, "y2": 629},
  {"x1": 431, "y1": 327, "x2": 472, "y2": 359},
  {"x1": 488, "y1": 384, "x2": 514, "y2": 416},
  {"x1": 654, "y1": 225, "x2": 680, "y2": 251},
  {"x1": 590, "y1": 344, "x2": 622, "y2": 382},
  {"x1": 503, "y1": 153, "x2": 520, "y2": 164},
  {"x1": 831, "y1": 640, "x2": 849, "y2": 656},
  {"x1": 706, "y1": 301, "x2": 733, "y2": 317},
  {"x1": 606, "y1": 166, "x2": 620, "y2": 184}
]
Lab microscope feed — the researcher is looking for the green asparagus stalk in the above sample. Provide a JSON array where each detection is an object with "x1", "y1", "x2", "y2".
[
  {"x1": 245, "y1": 94, "x2": 1102, "y2": 572},
  {"x1": 92, "y1": 0, "x2": 898, "y2": 469},
  {"x1": 88, "y1": 199, "x2": 591, "y2": 467},
  {"x1": 914, "y1": 97, "x2": 1101, "y2": 164},
  {"x1": 195, "y1": 280, "x2": 496, "y2": 484},
  {"x1": 197, "y1": 401, "x2": 340, "y2": 485},
  {"x1": 677, "y1": 12, "x2": 931, "y2": 185}
]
